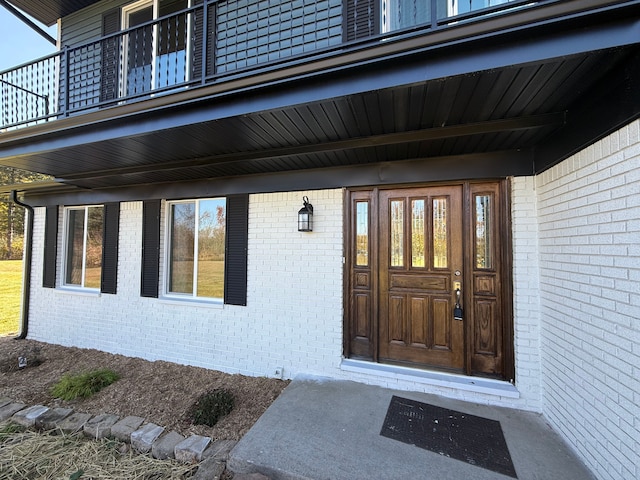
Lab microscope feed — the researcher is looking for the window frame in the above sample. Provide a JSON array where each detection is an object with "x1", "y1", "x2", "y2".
[
  {"x1": 61, "y1": 204, "x2": 105, "y2": 291},
  {"x1": 120, "y1": 0, "x2": 193, "y2": 96},
  {"x1": 163, "y1": 197, "x2": 227, "y2": 304}
]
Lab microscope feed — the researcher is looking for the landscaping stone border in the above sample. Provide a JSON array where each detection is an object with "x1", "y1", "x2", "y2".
[{"x1": 0, "y1": 397, "x2": 257, "y2": 479}]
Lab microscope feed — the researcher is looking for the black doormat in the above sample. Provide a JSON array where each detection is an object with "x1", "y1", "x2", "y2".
[{"x1": 380, "y1": 396, "x2": 517, "y2": 478}]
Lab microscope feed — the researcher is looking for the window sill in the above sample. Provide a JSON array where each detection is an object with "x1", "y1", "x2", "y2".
[
  {"x1": 158, "y1": 296, "x2": 224, "y2": 309},
  {"x1": 55, "y1": 287, "x2": 101, "y2": 297}
]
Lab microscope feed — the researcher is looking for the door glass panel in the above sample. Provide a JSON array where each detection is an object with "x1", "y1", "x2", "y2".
[
  {"x1": 382, "y1": 0, "x2": 431, "y2": 33},
  {"x1": 475, "y1": 195, "x2": 493, "y2": 269},
  {"x1": 126, "y1": 5, "x2": 154, "y2": 95},
  {"x1": 390, "y1": 200, "x2": 404, "y2": 267},
  {"x1": 156, "y1": 0, "x2": 188, "y2": 88},
  {"x1": 433, "y1": 198, "x2": 448, "y2": 268},
  {"x1": 411, "y1": 199, "x2": 425, "y2": 267},
  {"x1": 444, "y1": 0, "x2": 514, "y2": 19},
  {"x1": 356, "y1": 201, "x2": 369, "y2": 266}
]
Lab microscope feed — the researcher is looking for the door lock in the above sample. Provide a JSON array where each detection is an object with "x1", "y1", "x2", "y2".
[{"x1": 453, "y1": 281, "x2": 463, "y2": 321}]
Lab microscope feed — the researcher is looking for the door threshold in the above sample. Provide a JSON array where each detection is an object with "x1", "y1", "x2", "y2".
[{"x1": 341, "y1": 359, "x2": 520, "y2": 398}]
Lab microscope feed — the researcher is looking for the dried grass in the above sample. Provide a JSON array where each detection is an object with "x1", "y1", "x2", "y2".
[{"x1": 0, "y1": 424, "x2": 198, "y2": 479}]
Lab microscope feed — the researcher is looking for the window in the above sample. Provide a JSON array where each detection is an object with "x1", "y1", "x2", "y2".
[
  {"x1": 382, "y1": 0, "x2": 431, "y2": 33},
  {"x1": 44, "y1": 204, "x2": 119, "y2": 292},
  {"x1": 166, "y1": 198, "x2": 226, "y2": 301},
  {"x1": 122, "y1": 0, "x2": 190, "y2": 96},
  {"x1": 63, "y1": 206, "x2": 104, "y2": 289}
]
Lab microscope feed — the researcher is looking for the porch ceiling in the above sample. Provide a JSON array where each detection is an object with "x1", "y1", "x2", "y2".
[
  {"x1": 0, "y1": 5, "x2": 638, "y2": 193},
  {"x1": 5, "y1": 0, "x2": 99, "y2": 26}
]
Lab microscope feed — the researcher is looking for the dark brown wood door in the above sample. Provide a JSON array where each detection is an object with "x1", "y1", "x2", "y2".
[
  {"x1": 345, "y1": 181, "x2": 513, "y2": 379},
  {"x1": 378, "y1": 186, "x2": 464, "y2": 369}
]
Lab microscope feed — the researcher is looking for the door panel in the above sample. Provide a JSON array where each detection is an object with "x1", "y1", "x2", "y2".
[
  {"x1": 345, "y1": 181, "x2": 512, "y2": 379},
  {"x1": 347, "y1": 191, "x2": 376, "y2": 359},
  {"x1": 379, "y1": 186, "x2": 464, "y2": 370},
  {"x1": 469, "y1": 183, "x2": 505, "y2": 375}
]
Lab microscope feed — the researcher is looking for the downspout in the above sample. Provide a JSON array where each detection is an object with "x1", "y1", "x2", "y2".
[{"x1": 10, "y1": 190, "x2": 33, "y2": 340}]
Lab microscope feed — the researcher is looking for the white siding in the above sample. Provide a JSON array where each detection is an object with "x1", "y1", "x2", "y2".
[{"x1": 536, "y1": 119, "x2": 640, "y2": 480}]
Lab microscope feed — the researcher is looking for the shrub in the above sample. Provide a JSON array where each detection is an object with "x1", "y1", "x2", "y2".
[
  {"x1": 50, "y1": 369, "x2": 120, "y2": 401},
  {"x1": 189, "y1": 389, "x2": 235, "y2": 427}
]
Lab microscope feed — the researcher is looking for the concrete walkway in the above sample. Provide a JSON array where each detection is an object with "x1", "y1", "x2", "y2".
[{"x1": 229, "y1": 377, "x2": 596, "y2": 480}]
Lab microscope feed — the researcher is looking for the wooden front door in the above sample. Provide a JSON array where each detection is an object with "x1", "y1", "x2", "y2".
[{"x1": 345, "y1": 181, "x2": 513, "y2": 379}]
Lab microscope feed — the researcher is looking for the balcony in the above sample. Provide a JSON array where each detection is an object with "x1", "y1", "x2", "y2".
[
  {"x1": 0, "y1": 0, "x2": 609, "y2": 131},
  {"x1": 0, "y1": 0, "x2": 637, "y2": 192}
]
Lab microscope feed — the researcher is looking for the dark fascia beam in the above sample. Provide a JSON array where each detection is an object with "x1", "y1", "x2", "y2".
[
  {"x1": 57, "y1": 112, "x2": 564, "y2": 182},
  {"x1": 534, "y1": 48, "x2": 640, "y2": 173},
  {"x1": 28, "y1": 150, "x2": 533, "y2": 206},
  {"x1": 0, "y1": 0, "x2": 56, "y2": 46}
]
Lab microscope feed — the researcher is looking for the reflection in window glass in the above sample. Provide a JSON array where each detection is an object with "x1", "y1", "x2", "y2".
[
  {"x1": 65, "y1": 209, "x2": 85, "y2": 286},
  {"x1": 168, "y1": 198, "x2": 226, "y2": 299},
  {"x1": 390, "y1": 200, "x2": 404, "y2": 267},
  {"x1": 196, "y1": 199, "x2": 226, "y2": 298},
  {"x1": 433, "y1": 198, "x2": 448, "y2": 268},
  {"x1": 445, "y1": 0, "x2": 515, "y2": 19},
  {"x1": 383, "y1": 0, "x2": 431, "y2": 33},
  {"x1": 169, "y1": 202, "x2": 195, "y2": 294},
  {"x1": 356, "y1": 201, "x2": 369, "y2": 266},
  {"x1": 64, "y1": 206, "x2": 103, "y2": 289},
  {"x1": 411, "y1": 199, "x2": 425, "y2": 267},
  {"x1": 475, "y1": 195, "x2": 492, "y2": 269}
]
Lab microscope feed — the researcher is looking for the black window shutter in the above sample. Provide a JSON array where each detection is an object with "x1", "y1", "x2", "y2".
[
  {"x1": 100, "y1": 203, "x2": 120, "y2": 294},
  {"x1": 224, "y1": 194, "x2": 248, "y2": 306},
  {"x1": 43, "y1": 206, "x2": 58, "y2": 288},
  {"x1": 141, "y1": 200, "x2": 161, "y2": 298},
  {"x1": 344, "y1": 0, "x2": 378, "y2": 41},
  {"x1": 100, "y1": 9, "x2": 121, "y2": 103}
]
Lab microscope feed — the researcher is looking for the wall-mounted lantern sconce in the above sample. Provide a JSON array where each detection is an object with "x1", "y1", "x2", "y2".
[{"x1": 298, "y1": 196, "x2": 313, "y2": 232}]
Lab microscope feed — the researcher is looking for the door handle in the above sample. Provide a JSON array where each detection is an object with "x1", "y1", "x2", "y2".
[{"x1": 453, "y1": 282, "x2": 463, "y2": 321}]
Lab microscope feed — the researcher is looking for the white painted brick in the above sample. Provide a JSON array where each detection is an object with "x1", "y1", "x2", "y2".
[{"x1": 536, "y1": 119, "x2": 640, "y2": 480}]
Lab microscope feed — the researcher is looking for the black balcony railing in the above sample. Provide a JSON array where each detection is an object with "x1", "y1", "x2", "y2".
[{"x1": 0, "y1": 0, "x2": 543, "y2": 131}]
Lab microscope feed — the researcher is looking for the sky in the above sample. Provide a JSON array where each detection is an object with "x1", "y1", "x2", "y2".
[{"x1": 0, "y1": 5, "x2": 58, "y2": 72}]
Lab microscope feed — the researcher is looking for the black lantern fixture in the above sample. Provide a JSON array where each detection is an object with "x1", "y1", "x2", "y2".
[{"x1": 298, "y1": 196, "x2": 313, "y2": 232}]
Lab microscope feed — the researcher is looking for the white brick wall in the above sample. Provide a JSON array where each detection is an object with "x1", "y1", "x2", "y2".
[
  {"x1": 536, "y1": 120, "x2": 640, "y2": 480},
  {"x1": 27, "y1": 186, "x2": 547, "y2": 410},
  {"x1": 28, "y1": 190, "x2": 344, "y2": 378},
  {"x1": 510, "y1": 176, "x2": 542, "y2": 411}
]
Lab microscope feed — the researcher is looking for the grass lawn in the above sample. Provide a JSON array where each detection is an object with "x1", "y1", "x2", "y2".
[{"x1": 0, "y1": 260, "x2": 22, "y2": 336}]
